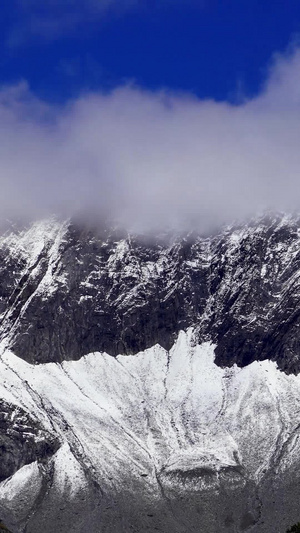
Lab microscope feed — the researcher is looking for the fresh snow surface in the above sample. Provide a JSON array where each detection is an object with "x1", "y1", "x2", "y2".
[{"x1": 1, "y1": 328, "x2": 300, "y2": 505}]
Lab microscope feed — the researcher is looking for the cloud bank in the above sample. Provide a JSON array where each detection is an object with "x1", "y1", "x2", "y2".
[{"x1": 1, "y1": 47, "x2": 300, "y2": 232}]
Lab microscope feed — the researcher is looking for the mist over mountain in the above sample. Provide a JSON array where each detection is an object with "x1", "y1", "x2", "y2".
[{"x1": 0, "y1": 47, "x2": 300, "y2": 232}]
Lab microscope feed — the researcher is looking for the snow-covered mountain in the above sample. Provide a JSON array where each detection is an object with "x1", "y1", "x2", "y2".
[{"x1": 1, "y1": 215, "x2": 300, "y2": 532}]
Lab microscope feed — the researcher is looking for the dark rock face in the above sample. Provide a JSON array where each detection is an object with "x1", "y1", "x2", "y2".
[
  {"x1": 209, "y1": 217, "x2": 300, "y2": 373},
  {"x1": 0, "y1": 400, "x2": 59, "y2": 482},
  {"x1": 0, "y1": 214, "x2": 300, "y2": 373}
]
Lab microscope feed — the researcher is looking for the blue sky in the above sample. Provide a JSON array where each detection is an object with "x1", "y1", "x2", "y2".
[{"x1": 2, "y1": 0, "x2": 300, "y2": 103}]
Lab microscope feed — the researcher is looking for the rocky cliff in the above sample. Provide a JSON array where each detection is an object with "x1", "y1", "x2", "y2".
[{"x1": 1, "y1": 214, "x2": 300, "y2": 373}]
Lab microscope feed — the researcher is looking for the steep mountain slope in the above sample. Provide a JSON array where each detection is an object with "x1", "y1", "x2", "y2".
[
  {"x1": 1, "y1": 214, "x2": 300, "y2": 373},
  {"x1": 0, "y1": 215, "x2": 300, "y2": 532}
]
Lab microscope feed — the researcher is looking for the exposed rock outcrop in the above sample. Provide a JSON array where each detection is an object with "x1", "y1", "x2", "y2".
[{"x1": 0, "y1": 400, "x2": 60, "y2": 482}]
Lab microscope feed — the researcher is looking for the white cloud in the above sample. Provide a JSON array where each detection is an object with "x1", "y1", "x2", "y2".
[{"x1": 0, "y1": 48, "x2": 300, "y2": 231}]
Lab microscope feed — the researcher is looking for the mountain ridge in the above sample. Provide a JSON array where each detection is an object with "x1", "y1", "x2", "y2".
[
  {"x1": 0, "y1": 214, "x2": 299, "y2": 372},
  {"x1": 1, "y1": 214, "x2": 300, "y2": 532}
]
